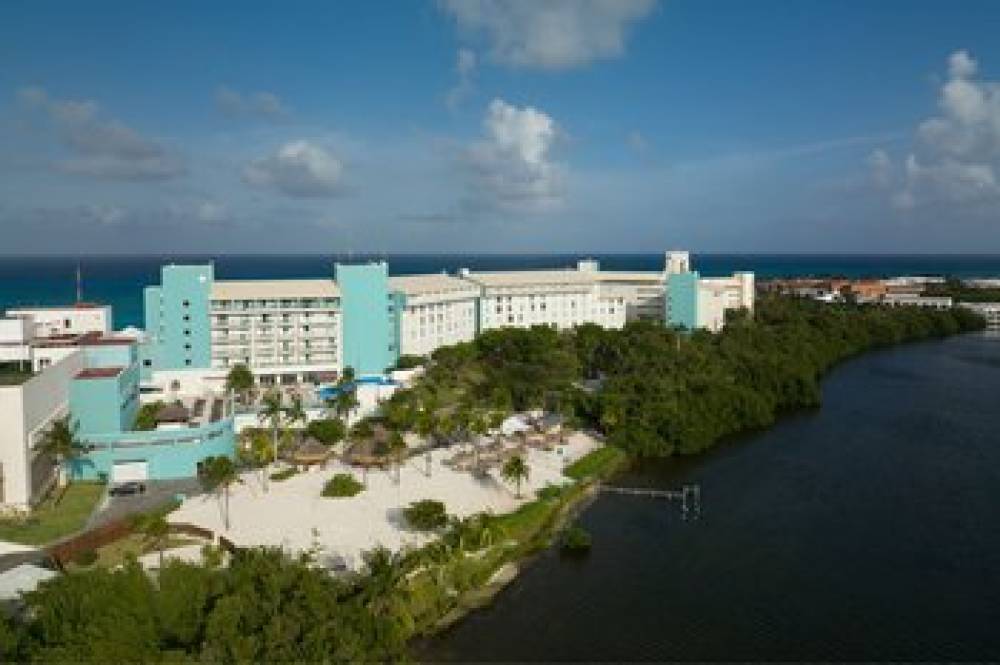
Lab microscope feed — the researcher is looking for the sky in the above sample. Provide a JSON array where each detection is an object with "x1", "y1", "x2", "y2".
[{"x1": 1, "y1": 0, "x2": 1000, "y2": 255}]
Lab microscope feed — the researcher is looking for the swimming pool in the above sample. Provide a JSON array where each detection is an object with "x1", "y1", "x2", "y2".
[{"x1": 316, "y1": 376, "x2": 397, "y2": 401}]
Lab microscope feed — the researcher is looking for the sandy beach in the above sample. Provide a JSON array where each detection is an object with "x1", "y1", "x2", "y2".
[{"x1": 168, "y1": 432, "x2": 601, "y2": 569}]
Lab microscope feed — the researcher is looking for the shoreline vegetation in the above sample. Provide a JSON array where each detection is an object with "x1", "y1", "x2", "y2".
[{"x1": 0, "y1": 297, "x2": 984, "y2": 662}]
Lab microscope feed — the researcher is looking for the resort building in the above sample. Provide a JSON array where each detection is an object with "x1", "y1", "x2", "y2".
[
  {"x1": 1, "y1": 305, "x2": 235, "y2": 509},
  {"x1": 138, "y1": 251, "x2": 756, "y2": 390},
  {"x1": 962, "y1": 302, "x2": 1000, "y2": 329},
  {"x1": 390, "y1": 274, "x2": 480, "y2": 357},
  {"x1": 6, "y1": 304, "x2": 112, "y2": 340}
]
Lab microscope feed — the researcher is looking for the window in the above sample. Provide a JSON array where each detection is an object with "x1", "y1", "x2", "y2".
[
  {"x1": 182, "y1": 300, "x2": 190, "y2": 307},
  {"x1": 64, "y1": 318, "x2": 72, "y2": 328},
  {"x1": 184, "y1": 329, "x2": 191, "y2": 336},
  {"x1": 183, "y1": 315, "x2": 190, "y2": 322},
  {"x1": 184, "y1": 359, "x2": 191, "y2": 367}
]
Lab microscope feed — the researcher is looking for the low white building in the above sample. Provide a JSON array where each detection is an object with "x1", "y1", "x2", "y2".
[
  {"x1": 7, "y1": 304, "x2": 112, "y2": 339},
  {"x1": 961, "y1": 302, "x2": 1000, "y2": 329},
  {"x1": 881, "y1": 293, "x2": 953, "y2": 309},
  {"x1": 697, "y1": 273, "x2": 756, "y2": 332},
  {"x1": 0, "y1": 350, "x2": 85, "y2": 510}
]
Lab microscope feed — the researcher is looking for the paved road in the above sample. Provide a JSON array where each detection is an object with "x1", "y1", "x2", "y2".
[{"x1": 86, "y1": 478, "x2": 204, "y2": 529}]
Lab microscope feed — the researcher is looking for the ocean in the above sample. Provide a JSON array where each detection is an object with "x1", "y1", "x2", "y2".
[{"x1": 2, "y1": 254, "x2": 1000, "y2": 329}]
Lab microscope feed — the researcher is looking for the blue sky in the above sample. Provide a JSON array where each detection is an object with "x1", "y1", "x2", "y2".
[{"x1": 2, "y1": 0, "x2": 999, "y2": 254}]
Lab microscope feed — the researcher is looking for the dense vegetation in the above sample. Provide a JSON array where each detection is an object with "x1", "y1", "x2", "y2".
[
  {"x1": 0, "y1": 548, "x2": 411, "y2": 662},
  {"x1": 923, "y1": 278, "x2": 1000, "y2": 302},
  {"x1": 381, "y1": 295, "x2": 983, "y2": 458}
]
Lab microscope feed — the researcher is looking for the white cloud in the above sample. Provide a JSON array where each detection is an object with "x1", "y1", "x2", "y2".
[
  {"x1": 440, "y1": 0, "x2": 656, "y2": 70},
  {"x1": 868, "y1": 148, "x2": 892, "y2": 188},
  {"x1": 242, "y1": 140, "x2": 345, "y2": 197},
  {"x1": 465, "y1": 98, "x2": 564, "y2": 210},
  {"x1": 196, "y1": 201, "x2": 230, "y2": 223},
  {"x1": 881, "y1": 50, "x2": 1000, "y2": 212},
  {"x1": 15, "y1": 86, "x2": 184, "y2": 181},
  {"x1": 446, "y1": 48, "x2": 478, "y2": 110},
  {"x1": 215, "y1": 85, "x2": 290, "y2": 121}
]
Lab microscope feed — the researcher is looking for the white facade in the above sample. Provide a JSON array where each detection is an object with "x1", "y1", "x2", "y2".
[
  {"x1": 390, "y1": 274, "x2": 480, "y2": 357},
  {"x1": 463, "y1": 269, "x2": 627, "y2": 332},
  {"x1": 881, "y1": 293, "x2": 953, "y2": 309},
  {"x1": 7, "y1": 305, "x2": 112, "y2": 339},
  {"x1": 0, "y1": 350, "x2": 85, "y2": 510},
  {"x1": 697, "y1": 272, "x2": 755, "y2": 332},
  {"x1": 209, "y1": 280, "x2": 343, "y2": 384}
]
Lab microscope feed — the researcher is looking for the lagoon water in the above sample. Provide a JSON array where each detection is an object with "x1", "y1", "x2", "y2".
[{"x1": 426, "y1": 333, "x2": 1000, "y2": 661}]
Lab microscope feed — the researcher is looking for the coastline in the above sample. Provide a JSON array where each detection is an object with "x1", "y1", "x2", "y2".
[{"x1": 408, "y1": 331, "x2": 991, "y2": 652}]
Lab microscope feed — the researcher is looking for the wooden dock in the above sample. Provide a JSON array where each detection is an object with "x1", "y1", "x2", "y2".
[{"x1": 599, "y1": 483, "x2": 701, "y2": 519}]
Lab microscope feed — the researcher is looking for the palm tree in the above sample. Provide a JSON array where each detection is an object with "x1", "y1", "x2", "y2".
[
  {"x1": 136, "y1": 513, "x2": 170, "y2": 569},
  {"x1": 285, "y1": 393, "x2": 307, "y2": 429},
  {"x1": 258, "y1": 389, "x2": 285, "y2": 477},
  {"x1": 245, "y1": 431, "x2": 273, "y2": 491},
  {"x1": 225, "y1": 363, "x2": 254, "y2": 405},
  {"x1": 388, "y1": 430, "x2": 407, "y2": 484},
  {"x1": 360, "y1": 546, "x2": 414, "y2": 641},
  {"x1": 38, "y1": 417, "x2": 82, "y2": 497},
  {"x1": 200, "y1": 455, "x2": 238, "y2": 530},
  {"x1": 338, "y1": 365, "x2": 356, "y2": 386},
  {"x1": 501, "y1": 455, "x2": 530, "y2": 499},
  {"x1": 331, "y1": 387, "x2": 359, "y2": 423}
]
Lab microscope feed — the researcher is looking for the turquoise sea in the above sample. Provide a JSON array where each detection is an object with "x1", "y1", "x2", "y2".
[{"x1": 2, "y1": 254, "x2": 999, "y2": 328}]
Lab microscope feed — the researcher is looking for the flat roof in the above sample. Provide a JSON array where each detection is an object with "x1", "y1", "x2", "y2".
[
  {"x1": 462, "y1": 270, "x2": 598, "y2": 288},
  {"x1": 388, "y1": 273, "x2": 480, "y2": 296},
  {"x1": 594, "y1": 271, "x2": 665, "y2": 283},
  {"x1": 211, "y1": 279, "x2": 341, "y2": 300},
  {"x1": 33, "y1": 331, "x2": 134, "y2": 348},
  {"x1": 8, "y1": 302, "x2": 108, "y2": 311},
  {"x1": 76, "y1": 366, "x2": 124, "y2": 380}
]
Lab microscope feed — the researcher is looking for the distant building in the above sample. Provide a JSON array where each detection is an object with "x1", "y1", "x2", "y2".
[{"x1": 961, "y1": 302, "x2": 1000, "y2": 329}]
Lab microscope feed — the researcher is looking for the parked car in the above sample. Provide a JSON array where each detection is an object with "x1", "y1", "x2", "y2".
[{"x1": 109, "y1": 481, "x2": 146, "y2": 497}]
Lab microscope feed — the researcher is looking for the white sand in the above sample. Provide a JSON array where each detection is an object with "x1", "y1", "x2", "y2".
[{"x1": 170, "y1": 431, "x2": 601, "y2": 570}]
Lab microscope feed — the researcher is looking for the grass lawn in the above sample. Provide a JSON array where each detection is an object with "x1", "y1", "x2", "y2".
[
  {"x1": 0, "y1": 482, "x2": 106, "y2": 546},
  {"x1": 563, "y1": 445, "x2": 628, "y2": 481}
]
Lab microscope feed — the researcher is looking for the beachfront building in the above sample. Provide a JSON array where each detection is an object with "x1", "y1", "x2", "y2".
[
  {"x1": 6, "y1": 304, "x2": 112, "y2": 340},
  {"x1": 138, "y1": 251, "x2": 755, "y2": 388},
  {"x1": 962, "y1": 302, "x2": 1000, "y2": 330}
]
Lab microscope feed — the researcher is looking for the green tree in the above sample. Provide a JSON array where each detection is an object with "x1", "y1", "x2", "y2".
[
  {"x1": 225, "y1": 363, "x2": 254, "y2": 404},
  {"x1": 200, "y1": 456, "x2": 238, "y2": 530},
  {"x1": 330, "y1": 387, "x2": 360, "y2": 422},
  {"x1": 502, "y1": 455, "x2": 530, "y2": 499},
  {"x1": 135, "y1": 513, "x2": 170, "y2": 569},
  {"x1": 257, "y1": 389, "x2": 287, "y2": 479},
  {"x1": 305, "y1": 418, "x2": 346, "y2": 446},
  {"x1": 38, "y1": 416, "x2": 82, "y2": 493},
  {"x1": 133, "y1": 401, "x2": 164, "y2": 431},
  {"x1": 403, "y1": 499, "x2": 448, "y2": 531},
  {"x1": 388, "y1": 430, "x2": 407, "y2": 484}
]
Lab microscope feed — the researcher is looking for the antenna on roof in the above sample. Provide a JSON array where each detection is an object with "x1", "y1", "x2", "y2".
[{"x1": 75, "y1": 261, "x2": 83, "y2": 303}]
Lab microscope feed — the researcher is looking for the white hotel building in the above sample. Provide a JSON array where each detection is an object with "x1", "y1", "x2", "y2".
[{"x1": 140, "y1": 251, "x2": 755, "y2": 390}]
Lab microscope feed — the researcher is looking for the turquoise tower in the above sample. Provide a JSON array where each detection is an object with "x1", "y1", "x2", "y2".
[
  {"x1": 141, "y1": 264, "x2": 213, "y2": 379},
  {"x1": 335, "y1": 262, "x2": 399, "y2": 375},
  {"x1": 666, "y1": 271, "x2": 699, "y2": 330}
]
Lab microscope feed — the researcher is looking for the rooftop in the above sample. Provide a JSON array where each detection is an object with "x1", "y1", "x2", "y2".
[
  {"x1": 462, "y1": 269, "x2": 599, "y2": 288},
  {"x1": 388, "y1": 273, "x2": 480, "y2": 296},
  {"x1": 211, "y1": 279, "x2": 341, "y2": 300},
  {"x1": 7, "y1": 302, "x2": 108, "y2": 312},
  {"x1": 76, "y1": 366, "x2": 124, "y2": 380},
  {"x1": 33, "y1": 331, "x2": 135, "y2": 348}
]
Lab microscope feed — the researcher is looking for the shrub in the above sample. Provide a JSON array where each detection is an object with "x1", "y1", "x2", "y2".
[
  {"x1": 395, "y1": 354, "x2": 425, "y2": 370},
  {"x1": 537, "y1": 484, "x2": 564, "y2": 501},
  {"x1": 134, "y1": 401, "x2": 164, "y2": 431},
  {"x1": 322, "y1": 474, "x2": 363, "y2": 498},
  {"x1": 403, "y1": 499, "x2": 448, "y2": 532},
  {"x1": 306, "y1": 418, "x2": 346, "y2": 446},
  {"x1": 73, "y1": 548, "x2": 98, "y2": 566},
  {"x1": 560, "y1": 526, "x2": 592, "y2": 554},
  {"x1": 269, "y1": 467, "x2": 298, "y2": 482}
]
